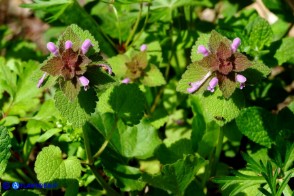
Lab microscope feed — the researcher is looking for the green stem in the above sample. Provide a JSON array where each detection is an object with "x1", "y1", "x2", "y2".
[
  {"x1": 83, "y1": 126, "x2": 94, "y2": 165},
  {"x1": 131, "y1": 3, "x2": 150, "y2": 47},
  {"x1": 15, "y1": 169, "x2": 34, "y2": 183},
  {"x1": 212, "y1": 126, "x2": 224, "y2": 176},
  {"x1": 125, "y1": 1, "x2": 143, "y2": 48},
  {"x1": 202, "y1": 126, "x2": 224, "y2": 187},
  {"x1": 92, "y1": 116, "x2": 118, "y2": 161},
  {"x1": 89, "y1": 165, "x2": 121, "y2": 196},
  {"x1": 92, "y1": 140, "x2": 109, "y2": 160},
  {"x1": 83, "y1": 125, "x2": 120, "y2": 195}
]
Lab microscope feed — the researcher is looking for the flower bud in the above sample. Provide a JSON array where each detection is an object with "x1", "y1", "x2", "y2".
[
  {"x1": 231, "y1": 38, "x2": 241, "y2": 52},
  {"x1": 207, "y1": 77, "x2": 218, "y2": 92},
  {"x1": 197, "y1": 45, "x2": 209, "y2": 56},
  {"x1": 37, "y1": 73, "x2": 47, "y2": 88},
  {"x1": 81, "y1": 39, "x2": 93, "y2": 54},
  {"x1": 47, "y1": 42, "x2": 58, "y2": 56},
  {"x1": 140, "y1": 44, "x2": 147, "y2": 52},
  {"x1": 65, "y1": 40, "x2": 73, "y2": 49},
  {"x1": 236, "y1": 74, "x2": 246, "y2": 89},
  {"x1": 122, "y1": 78, "x2": 131, "y2": 84},
  {"x1": 79, "y1": 76, "x2": 90, "y2": 90}
]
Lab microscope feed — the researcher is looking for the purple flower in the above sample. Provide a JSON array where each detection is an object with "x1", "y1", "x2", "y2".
[
  {"x1": 79, "y1": 76, "x2": 90, "y2": 91},
  {"x1": 207, "y1": 77, "x2": 218, "y2": 92},
  {"x1": 65, "y1": 40, "x2": 73, "y2": 49},
  {"x1": 98, "y1": 64, "x2": 112, "y2": 75},
  {"x1": 81, "y1": 39, "x2": 93, "y2": 54},
  {"x1": 140, "y1": 44, "x2": 147, "y2": 52},
  {"x1": 231, "y1": 38, "x2": 241, "y2": 52},
  {"x1": 121, "y1": 78, "x2": 131, "y2": 84},
  {"x1": 47, "y1": 42, "x2": 59, "y2": 56},
  {"x1": 187, "y1": 71, "x2": 212, "y2": 93},
  {"x1": 236, "y1": 74, "x2": 247, "y2": 89},
  {"x1": 197, "y1": 45, "x2": 209, "y2": 56},
  {"x1": 37, "y1": 73, "x2": 47, "y2": 88}
]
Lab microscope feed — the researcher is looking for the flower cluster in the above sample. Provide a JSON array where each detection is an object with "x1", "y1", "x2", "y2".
[
  {"x1": 38, "y1": 39, "x2": 94, "y2": 90},
  {"x1": 187, "y1": 31, "x2": 252, "y2": 98},
  {"x1": 122, "y1": 44, "x2": 148, "y2": 84}
]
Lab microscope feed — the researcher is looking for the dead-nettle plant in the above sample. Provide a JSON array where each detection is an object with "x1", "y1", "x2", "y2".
[
  {"x1": 37, "y1": 24, "x2": 112, "y2": 101},
  {"x1": 177, "y1": 30, "x2": 260, "y2": 99}
]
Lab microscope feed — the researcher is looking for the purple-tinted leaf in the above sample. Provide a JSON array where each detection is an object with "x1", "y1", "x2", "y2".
[
  {"x1": 208, "y1": 30, "x2": 231, "y2": 54},
  {"x1": 200, "y1": 54, "x2": 219, "y2": 71},
  {"x1": 126, "y1": 52, "x2": 148, "y2": 80},
  {"x1": 218, "y1": 73, "x2": 236, "y2": 99},
  {"x1": 58, "y1": 27, "x2": 81, "y2": 53},
  {"x1": 41, "y1": 57, "x2": 63, "y2": 76},
  {"x1": 75, "y1": 54, "x2": 91, "y2": 75},
  {"x1": 59, "y1": 78, "x2": 81, "y2": 101},
  {"x1": 217, "y1": 42, "x2": 232, "y2": 60},
  {"x1": 233, "y1": 52, "x2": 252, "y2": 72}
]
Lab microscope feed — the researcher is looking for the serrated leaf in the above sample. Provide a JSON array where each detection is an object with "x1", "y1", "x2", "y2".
[
  {"x1": 177, "y1": 61, "x2": 211, "y2": 94},
  {"x1": 245, "y1": 17, "x2": 273, "y2": 50},
  {"x1": 59, "y1": 78, "x2": 81, "y2": 101},
  {"x1": 35, "y1": 145, "x2": 81, "y2": 183},
  {"x1": 141, "y1": 64, "x2": 166, "y2": 87},
  {"x1": 109, "y1": 84, "x2": 145, "y2": 125},
  {"x1": 141, "y1": 154, "x2": 205, "y2": 195},
  {"x1": 218, "y1": 73, "x2": 237, "y2": 99},
  {"x1": 236, "y1": 107, "x2": 276, "y2": 147},
  {"x1": 57, "y1": 24, "x2": 100, "y2": 54},
  {"x1": 274, "y1": 37, "x2": 294, "y2": 65},
  {"x1": 242, "y1": 60, "x2": 271, "y2": 84},
  {"x1": 0, "y1": 126, "x2": 11, "y2": 177},
  {"x1": 106, "y1": 54, "x2": 129, "y2": 79},
  {"x1": 198, "y1": 88, "x2": 245, "y2": 126},
  {"x1": 54, "y1": 89, "x2": 97, "y2": 128},
  {"x1": 0, "y1": 59, "x2": 42, "y2": 117},
  {"x1": 209, "y1": 30, "x2": 231, "y2": 54},
  {"x1": 40, "y1": 57, "x2": 63, "y2": 76},
  {"x1": 191, "y1": 33, "x2": 210, "y2": 62}
]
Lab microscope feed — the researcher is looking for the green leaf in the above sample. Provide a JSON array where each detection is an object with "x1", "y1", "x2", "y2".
[
  {"x1": 106, "y1": 54, "x2": 129, "y2": 79},
  {"x1": 0, "y1": 59, "x2": 42, "y2": 117},
  {"x1": 154, "y1": 139, "x2": 193, "y2": 164},
  {"x1": 274, "y1": 37, "x2": 294, "y2": 64},
  {"x1": 177, "y1": 61, "x2": 211, "y2": 94},
  {"x1": 108, "y1": 84, "x2": 145, "y2": 126},
  {"x1": 54, "y1": 89, "x2": 97, "y2": 128},
  {"x1": 57, "y1": 24, "x2": 100, "y2": 53},
  {"x1": 190, "y1": 33, "x2": 210, "y2": 62},
  {"x1": 0, "y1": 126, "x2": 11, "y2": 177},
  {"x1": 245, "y1": 17, "x2": 273, "y2": 51},
  {"x1": 197, "y1": 88, "x2": 245, "y2": 126},
  {"x1": 141, "y1": 64, "x2": 166, "y2": 87},
  {"x1": 34, "y1": 145, "x2": 82, "y2": 183},
  {"x1": 142, "y1": 154, "x2": 205, "y2": 195},
  {"x1": 37, "y1": 128, "x2": 62, "y2": 143},
  {"x1": 22, "y1": 1, "x2": 115, "y2": 56},
  {"x1": 236, "y1": 107, "x2": 276, "y2": 147},
  {"x1": 190, "y1": 97, "x2": 206, "y2": 152},
  {"x1": 102, "y1": 162, "x2": 146, "y2": 191},
  {"x1": 91, "y1": 115, "x2": 161, "y2": 159},
  {"x1": 242, "y1": 60, "x2": 271, "y2": 84},
  {"x1": 21, "y1": 0, "x2": 72, "y2": 22}
]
